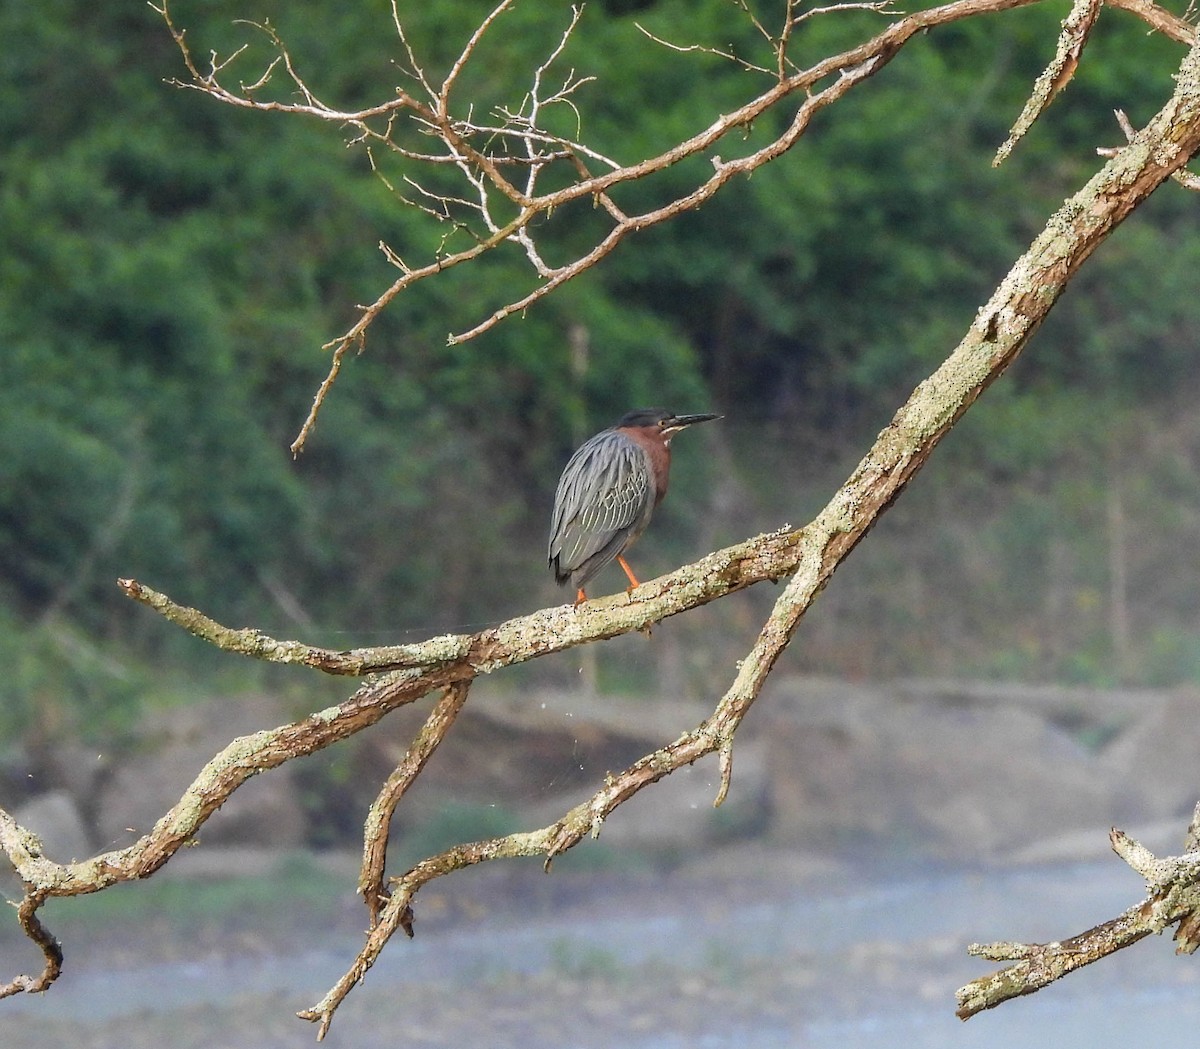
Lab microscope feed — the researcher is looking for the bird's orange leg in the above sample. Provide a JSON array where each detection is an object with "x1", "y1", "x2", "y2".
[
  {"x1": 616, "y1": 554, "x2": 641, "y2": 594},
  {"x1": 573, "y1": 588, "x2": 587, "y2": 607}
]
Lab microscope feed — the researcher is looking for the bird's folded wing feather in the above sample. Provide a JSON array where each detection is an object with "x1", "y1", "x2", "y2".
[{"x1": 549, "y1": 431, "x2": 649, "y2": 571}]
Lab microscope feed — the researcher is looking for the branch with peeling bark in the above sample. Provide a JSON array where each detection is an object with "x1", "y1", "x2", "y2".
[{"x1": 957, "y1": 806, "x2": 1200, "y2": 1019}]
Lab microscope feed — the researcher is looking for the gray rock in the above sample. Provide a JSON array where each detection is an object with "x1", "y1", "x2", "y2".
[
  {"x1": 1100, "y1": 685, "x2": 1200, "y2": 824},
  {"x1": 94, "y1": 694, "x2": 307, "y2": 849},
  {"x1": 759, "y1": 676, "x2": 1119, "y2": 860},
  {"x1": 13, "y1": 790, "x2": 92, "y2": 862}
]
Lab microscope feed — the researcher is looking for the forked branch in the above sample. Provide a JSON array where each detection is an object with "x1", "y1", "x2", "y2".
[
  {"x1": 957, "y1": 810, "x2": 1200, "y2": 1018},
  {"x1": 154, "y1": 0, "x2": 1196, "y2": 454},
  {"x1": 159, "y1": 0, "x2": 1134, "y2": 454}
]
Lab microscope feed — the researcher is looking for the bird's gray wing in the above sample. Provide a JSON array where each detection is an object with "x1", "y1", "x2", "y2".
[{"x1": 549, "y1": 429, "x2": 651, "y2": 586}]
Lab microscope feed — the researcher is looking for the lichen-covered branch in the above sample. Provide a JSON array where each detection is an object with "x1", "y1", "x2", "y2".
[
  {"x1": 0, "y1": 887, "x2": 62, "y2": 1000},
  {"x1": 957, "y1": 815, "x2": 1200, "y2": 1018},
  {"x1": 300, "y1": 538, "x2": 858, "y2": 1036},
  {"x1": 1098, "y1": 108, "x2": 1200, "y2": 190},
  {"x1": 117, "y1": 526, "x2": 805, "y2": 676},
  {"x1": 358, "y1": 681, "x2": 472, "y2": 923},
  {"x1": 298, "y1": 32, "x2": 1200, "y2": 1029},
  {"x1": 994, "y1": 0, "x2": 1102, "y2": 165}
]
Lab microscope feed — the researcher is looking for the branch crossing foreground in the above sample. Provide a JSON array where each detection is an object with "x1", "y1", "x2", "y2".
[{"x1": 2, "y1": 0, "x2": 1199, "y2": 1039}]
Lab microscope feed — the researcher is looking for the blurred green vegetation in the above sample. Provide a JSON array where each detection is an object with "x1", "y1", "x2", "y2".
[
  {"x1": 1, "y1": 0, "x2": 1198, "y2": 763},
  {"x1": 35, "y1": 849, "x2": 349, "y2": 938},
  {"x1": 389, "y1": 800, "x2": 524, "y2": 870}
]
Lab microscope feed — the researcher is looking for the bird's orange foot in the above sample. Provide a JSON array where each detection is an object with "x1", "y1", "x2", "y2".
[
  {"x1": 616, "y1": 554, "x2": 641, "y2": 595},
  {"x1": 573, "y1": 588, "x2": 587, "y2": 607}
]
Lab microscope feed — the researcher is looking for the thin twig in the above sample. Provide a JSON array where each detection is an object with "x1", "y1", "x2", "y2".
[
  {"x1": 633, "y1": 21, "x2": 776, "y2": 76},
  {"x1": 116, "y1": 577, "x2": 469, "y2": 673},
  {"x1": 438, "y1": 0, "x2": 514, "y2": 111},
  {"x1": 0, "y1": 889, "x2": 61, "y2": 1000},
  {"x1": 1106, "y1": 0, "x2": 1197, "y2": 44}
]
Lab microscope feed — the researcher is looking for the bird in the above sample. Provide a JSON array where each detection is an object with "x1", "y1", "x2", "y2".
[{"x1": 548, "y1": 407, "x2": 722, "y2": 605}]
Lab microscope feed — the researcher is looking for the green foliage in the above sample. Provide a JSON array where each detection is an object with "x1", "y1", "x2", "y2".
[
  {"x1": 1, "y1": 0, "x2": 1199, "y2": 752},
  {"x1": 0, "y1": 611, "x2": 145, "y2": 742},
  {"x1": 40, "y1": 850, "x2": 348, "y2": 934},
  {"x1": 393, "y1": 800, "x2": 524, "y2": 868}
]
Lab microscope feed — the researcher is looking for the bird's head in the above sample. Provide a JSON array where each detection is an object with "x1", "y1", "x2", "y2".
[{"x1": 616, "y1": 408, "x2": 722, "y2": 444}]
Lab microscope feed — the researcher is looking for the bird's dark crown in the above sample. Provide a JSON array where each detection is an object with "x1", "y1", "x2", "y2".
[{"x1": 616, "y1": 407, "x2": 674, "y2": 429}]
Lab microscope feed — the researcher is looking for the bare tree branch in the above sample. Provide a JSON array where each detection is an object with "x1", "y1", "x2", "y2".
[
  {"x1": 285, "y1": 30, "x2": 1200, "y2": 1032},
  {"x1": 0, "y1": 886, "x2": 61, "y2": 1000},
  {"x1": 8, "y1": 28, "x2": 1196, "y2": 1023},
  {"x1": 994, "y1": 0, "x2": 1103, "y2": 165},
  {"x1": 115, "y1": 524, "x2": 802, "y2": 677},
  {"x1": 153, "y1": 0, "x2": 1198, "y2": 454},
  {"x1": 153, "y1": 0, "x2": 1043, "y2": 452},
  {"x1": 957, "y1": 820, "x2": 1200, "y2": 1018},
  {"x1": 1106, "y1": 0, "x2": 1197, "y2": 43},
  {"x1": 359, "y1": 681, "x2": 472, "y2": 924},
  {"x1": 632, "y1": 21, "x2": 777, "y2": 77},
  {"x1": 1173, "y1": 802, "x2": 1200, "y2": 953}
]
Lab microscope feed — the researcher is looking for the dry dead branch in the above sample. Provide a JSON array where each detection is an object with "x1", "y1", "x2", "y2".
[
  {"x1": 151, "y1": 0, "x2": 1197, "y2": 454},
  {"x1": 994, "y1": 0, "x2": 1103, "y2": 165},
  {"x1": 957, "y1": 808, "x2": 1200, "y2": 1018}
]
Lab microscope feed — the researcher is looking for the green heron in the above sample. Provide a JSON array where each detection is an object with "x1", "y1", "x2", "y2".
[{"x1": 548, "y1": 407, "x2": 722, "y2": 605}]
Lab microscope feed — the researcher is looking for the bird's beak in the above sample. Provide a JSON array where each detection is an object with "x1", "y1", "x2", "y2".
[{"x1": 664, "y1": 412, "x2": 722, "y2": 433}]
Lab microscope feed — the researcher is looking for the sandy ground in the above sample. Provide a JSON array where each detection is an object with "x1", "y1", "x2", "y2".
[{"x1": 6, "y1": 844, "x2": 1200, "y2": 1048}]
